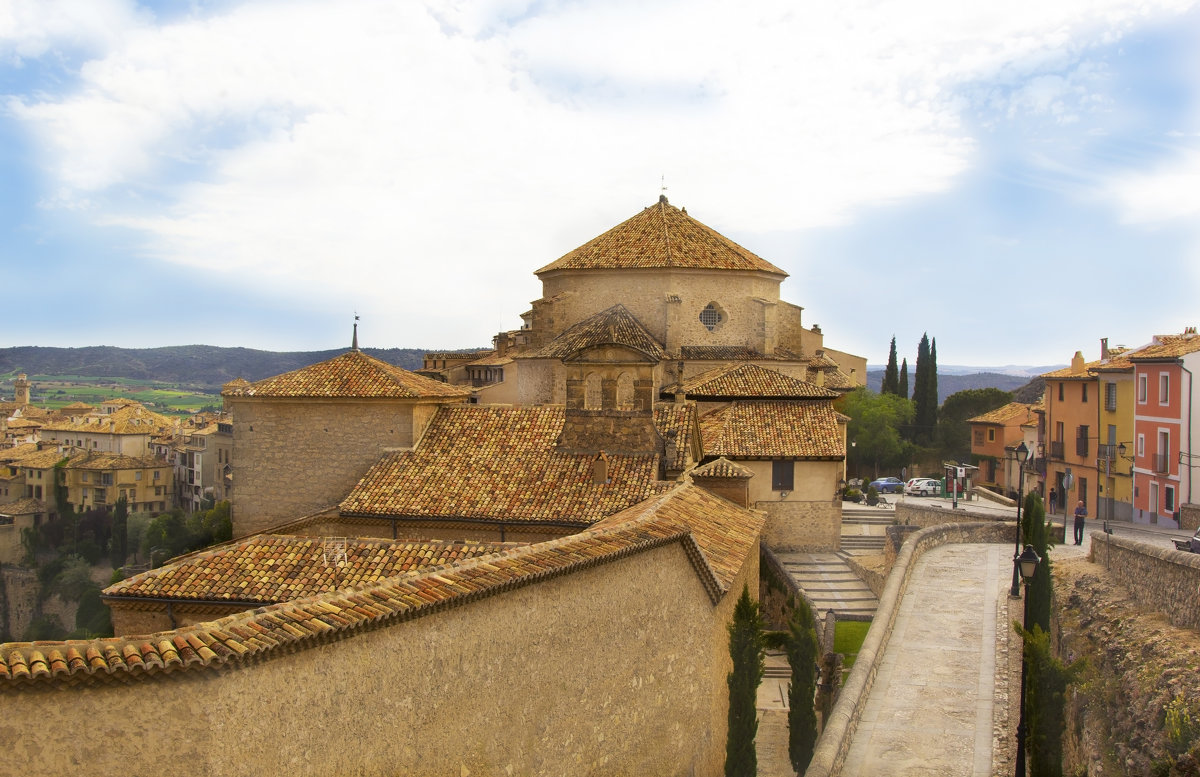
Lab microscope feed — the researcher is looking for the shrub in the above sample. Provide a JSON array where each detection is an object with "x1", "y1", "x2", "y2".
[
  {"x1": 865, "y1": 485, "x2": 879, "y2": 506},
  {"x1": 787, "y1": 597, "x2": 820, "y2": 773}
]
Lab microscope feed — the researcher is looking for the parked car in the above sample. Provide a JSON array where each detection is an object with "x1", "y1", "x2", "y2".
[
  {"x1": 869, "y1": 476, "x2": 905, "y2": 494},
  {"x1": 905, "y1": 478, "x2": 941, "y2": 496},
  {"x1": 1173, "y1": 526, "x2": 1200, "y2": 553}
]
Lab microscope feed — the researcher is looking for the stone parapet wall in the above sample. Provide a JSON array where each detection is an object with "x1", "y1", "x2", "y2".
[
  {"x1": 1089, "y1": 532, "x2": 1200, "y2": 631},
  {"x1": 756, "y1": 500, "x2": 840, "y2": 552},
  {"x1": 804, "y1": 522, "x2": 1011, "y2": 777},
  {"x1": 1180, "y1": 502, "x2": 1199, "y2": 531},
  {"x1": 4, "y1": 540, "x2": 742, "y2": 777}
]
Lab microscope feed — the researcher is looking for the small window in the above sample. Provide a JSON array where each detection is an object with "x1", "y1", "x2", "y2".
[
  {"x1": 771, "y1": 460, "x2": 794, "y2": 491},
  {"x1": 154, "y1": 470, "x2": 161, "y2": 480},
  {"x1": 135, "y1": 471, "x2": 142, "y2": 481},
  {"x1": 987, "y1": 429, "x2": 995, "y2": 442},
  {"x1": 699, "y1": 302, "x2": 725, "y2": 332},
  {"x1": 1058, "y1": 383, "x2": 1064, "y2": 401},
  {"x1": 1104, "y1": 383, "x2": 1117, "y2": 412},
  {"x1": 1165, "y1": 486, "x2": 1175, "y2": 512},
  {"x1": 1137, "y1": 434, "x2": 1145, "y2": 457},
  {"x1": 1138, "y1": 375, "x2": 1148, "y2": 403},
  {"x1": 82, "y1": 472, "x2": 89, "y2": 483},
  {"x1": 1159, "y1": 373, "x2": 1170, "y2": 404},
  {"x1": 1082, "y1": 383, "x2": 1088, "y2": 402}
]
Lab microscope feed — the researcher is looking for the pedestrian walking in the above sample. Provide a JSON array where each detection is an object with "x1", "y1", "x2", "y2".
[
  {"x1": 1049, "y1": 487, "x2": 1057, "y2": 515},
  {"x1": 1073, "y1": 500, "x2": 1087, "y2": 545}
]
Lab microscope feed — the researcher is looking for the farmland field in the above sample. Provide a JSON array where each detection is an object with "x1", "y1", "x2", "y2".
[{"x1": 4, "y1": 373, "x2": 220, "y2": 416}]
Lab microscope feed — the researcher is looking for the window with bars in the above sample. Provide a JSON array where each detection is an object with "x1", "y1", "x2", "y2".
[
  {"x1": 699, "y1": 302, "x2": 724, "y2": 332},
  {"x1": 1105, "y1": 382, "x2": 1117, "y2": 411}
]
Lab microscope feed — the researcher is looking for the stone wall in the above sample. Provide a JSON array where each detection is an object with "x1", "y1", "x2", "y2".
[
  {"x1": 1088, "y1": 532, "x2": 1200, "y2": 631},
  {"x1": 228, "y1": 398, "x2": 452, "y2": 536},
  {"x1": 805, "y1": 521, "x2": 1012, "y2": 777},
  {"x1": 1, "y1": 566, "x2": 39, "y2": 640},
  {"x1": 5, "y1": 540, "x2": 749, "y2": 777},
  {"x1": 755, "y1": 499, "x2": 841, "y2": 552},
  {"x1": 1180, "y1": 502, "x2": 1199, "y2": 531}
]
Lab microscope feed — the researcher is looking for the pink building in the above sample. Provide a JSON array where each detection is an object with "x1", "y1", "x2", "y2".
[{"x1": 1128, "y1": 328, "x2": 1200, "y2": 526}]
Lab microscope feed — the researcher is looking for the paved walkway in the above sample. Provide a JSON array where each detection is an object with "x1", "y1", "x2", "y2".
[{"x1": 840, "y1": 543, "x2": 1006, "y2": 777}]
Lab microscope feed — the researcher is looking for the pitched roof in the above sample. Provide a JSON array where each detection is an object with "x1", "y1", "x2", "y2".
[
  {"x1": 691, "y1": 457, "x2": 754, "y2": 479},
  {"x1": 592, "y1": 482, "x2": 764, "y2": 594},
  {"x1": 0, "y1": 498, "x2": 47, "y2": 517},
  {"x1": 674, "y1": 362, "x2": 838, "y2": 400},
  {"x1": 0, "y1": 505, "x2": 739, "y2": 689},
  {"x1": 222, "y1": 350, "x2": 471, "y2": 400},
  {"x1": 40, "y1": 404, "x2": 174, "y2": 435},
  {"x1": 700, "y1": 401, "x2": 845, "y2": 459},
  {"x1": 104, "y1": 535, "x2": 514, "y2": 606},
  {"x1": 521, "y1": 304, "x2": 667, "y2": 361},
  {"x1": 340, "y1": 405, "x2": 673, "y2": 524},
  {"x1": 1128, "y1": 331, "x2": 1200, "y2": 361},
  {"x1": 69, "y1": 452, "x2": 167, "y2": 471},
  {"x1": 967, "y1": 402, "x2": 1036, "y2": 425},
  {"x1": 679, "y1": 345, "x2": 800, "y2": 361},
  {"x1": 535, "y1": 197, "x2": 787, "y2": 276}
]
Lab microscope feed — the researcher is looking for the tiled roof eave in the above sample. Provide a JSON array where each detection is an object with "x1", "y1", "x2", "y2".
[
  {"x1": 336, "y1": 511, "x2": 594, "y2": 528},
  {"x1": 0, "y1": 525, "x2": 711, "y2": 690}
]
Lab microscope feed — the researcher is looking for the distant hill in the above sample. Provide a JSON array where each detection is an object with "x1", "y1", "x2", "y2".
[
  {"x1": 866, "y1": 370, "x2": 1039, "y2": 404},
  {"x1": 0, "y1": 345, "x2": 441, "y2": 390}
]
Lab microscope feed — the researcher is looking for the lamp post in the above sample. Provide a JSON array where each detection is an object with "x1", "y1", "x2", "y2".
[
  {"x1": 1010, "y1": 441, "x2": 1031, "y2": 597},
  {"x1": 1015, "y1": 543, "x2": 1041, "y2": 777}
]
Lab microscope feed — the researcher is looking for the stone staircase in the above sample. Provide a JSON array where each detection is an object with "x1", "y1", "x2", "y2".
[{"x1": 839, "y1": 505, "x2": 891, "y2": 554}]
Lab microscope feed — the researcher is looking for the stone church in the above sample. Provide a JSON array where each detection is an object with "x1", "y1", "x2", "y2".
[{"x1": 1, "y1": 196, "x2": 866, "y2": 777}]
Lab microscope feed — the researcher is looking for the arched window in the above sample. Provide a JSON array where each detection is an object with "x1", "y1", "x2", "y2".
[
  {"x1": 616, "y1": 373, "x2": 635, "y2": 410},
  {"x1": 585, "y1": 373, "x2": 603, "y2": 410}
]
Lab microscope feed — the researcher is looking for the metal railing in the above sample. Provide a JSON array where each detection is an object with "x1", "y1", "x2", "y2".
[
  {"x1": 1050, "y1": 441, "x2": 1064, "y2": 459},
  {"x1": 1098, "y1": 444, "x2": 1116, "y2": 462},
  {"x1": 1076, "y1": 438, "x2": 1090, "y2": 457}
]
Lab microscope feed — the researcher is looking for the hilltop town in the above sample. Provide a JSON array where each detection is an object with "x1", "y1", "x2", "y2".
[{"x1": 1, "y1": 197, "x2": 1198, "y2": 776}]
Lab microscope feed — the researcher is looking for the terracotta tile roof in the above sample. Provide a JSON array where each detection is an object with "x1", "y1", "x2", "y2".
[
  {"x1": 2, "y1": 447, "x2": 69, "y2": 469},
  {"x1": 0, "y1": 442, "x2": 41, "y2": 463},
  {"x1": 811, "y1": 365, "x2": 856, "y2": 390},
  {"x1": 675, "y1": 362, "x2": 838, "y2": 400},
  {"x1": 57, "y1": 402, "x2": 95, "y2": 413},
  {"x1": 340, "y1": 405, "x2": 673, "y2": 524},
  {"x1": 968, "y1": 402, "x2": 1035, "y2": 425},
  {"x1": 40, "y1": 404, "x2": 174, "y2": 435},
  {"x1": 0, "y1": 498, "x2": 47, "y2": 516},
  {"x1": 691, "y1": 457, "x2": 753, "y2": 479},
  {"x1": 654, "y1": 402, "x2": 697, "y2": 472},
  {"x1": 700, "y1": 401, "x2": 845, "y2": 459},
  {"x1": 1041, "y1": 360, "x2": 1099, "y2": 379},
  {"x1": 465, "y1": 353, "x2": 513, "y2": 367},
  {"x1": 679, "y1": 345, "x2": 800, "y2": 361},
  {"x1": 521, "y1": 305, "x2": 667, "y2": 361},
  {"x1": 592, "y1": 482, "x2": 763, "y2": 594},
  {"x1": 1128, "y1": 332, "x2": 1200, "y2": 361},
  {"x1": 535, "y1": 197, "x2": 787, "y2": 276},
  {"x1": 4, "y1": 418, "x2": 42, "y2": 430},
  {"x1": 222, "y1": 350, "x2": 471, "y2": 400},
  {"x1": 104, "y1": 535, "x2": 514, "y2": 605},
  {"x1": 424, "y1": 350, "x2": 493, "y2": 362},
  {"x1": 0, "y1": 510, "x2": 733, "y2": 689},
  {"x1": 70, "y1": 452, "x2": 167, "y2": 471}
]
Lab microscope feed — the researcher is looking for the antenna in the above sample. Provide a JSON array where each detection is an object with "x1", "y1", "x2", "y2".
[
  {"x1": 660, "y1": 175, "x2": 668, "y2": 202},
  {"x1": 322, "y1": 536, "x2": 348, "y2": 568}
]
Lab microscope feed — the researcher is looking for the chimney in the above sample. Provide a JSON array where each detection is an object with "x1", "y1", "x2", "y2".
[
  {"x1": 1071, "y1": 351, "x2": 1085, "y2": 373},
  {"x1": 1100, "y1": 338, "x2": 1109, "y2": 360}
]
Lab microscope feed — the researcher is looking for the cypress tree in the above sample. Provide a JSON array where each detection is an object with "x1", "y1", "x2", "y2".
[
  {"x1": 882, "y1": 337, "x2": 899, "y2": 396},
  {"x1": 912, "y1": 334, "x2": 932, "y2": 442},
  {"x1": 899, "y1": 358, "x2": 909, "y2": 400},
  {"x1": 928, "y1": 337, "x2": 939, "y2": 428},
  {"x1": 110, "y1": 496, "x2": 129, "y2": 569},
  {"x1": 787, "y1": 597, "x2": 820, "y2": 774},
  {"x1": 725, "y1": 585, "x2": 765, "y2": 777},
  {"x1": 1022, "y1": 492, "x2": 1051, "y2": 633}
]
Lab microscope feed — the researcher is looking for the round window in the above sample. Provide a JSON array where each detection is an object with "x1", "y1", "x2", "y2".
[{"x1": 699, "y1": 302, "x2": 725, "y2": 332}]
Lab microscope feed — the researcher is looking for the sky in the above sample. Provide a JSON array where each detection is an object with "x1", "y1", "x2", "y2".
[{"x1": 2, "y1": 0, "x2": 1198, "y2": 367}]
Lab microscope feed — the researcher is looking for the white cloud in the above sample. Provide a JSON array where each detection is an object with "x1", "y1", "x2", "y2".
[
  {"x1": 4, "y1": 0, "x2": 1199, "y2": 347},
  {"x1": 1106, "y1": 147, "x2": 1200, "y2": 223}
]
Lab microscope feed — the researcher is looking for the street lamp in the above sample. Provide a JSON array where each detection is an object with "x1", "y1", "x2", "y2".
[
  {"x1": 1010, "y1": 441, "x2": 1031, "y2": 597},
  {"x1": 1015, "y1": 543, "x2": 1041, "y2": 777}
]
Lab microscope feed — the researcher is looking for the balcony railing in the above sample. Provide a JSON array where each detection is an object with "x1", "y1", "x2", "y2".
[
  {"x1": 1050, "y1": 441, "x2": 1065, "y2": 460},
  {"x1": 1154, "y1": 454, "x2": 1170, "y2": 474},
  {"x1": 1098, "y1": 444, "x2": 1116, "y2": 462},
  {"x1": 1032, "y1": 457, "x2": 1047, "y2": 476},
  {"x1": 1076, "y1": 438, "x2": 1089, "y2": 457}
]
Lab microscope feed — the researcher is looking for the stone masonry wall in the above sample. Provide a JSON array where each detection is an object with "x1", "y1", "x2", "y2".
[
  {"x1": 5, "y1": 541, "x2": 746, "y2": 777},
  {"x1": 229, "y1": 398, "x2": 445, "y2": 536},
  {"x1": 1180, "y1": 502, "x2": 1199, "y2": 531},
  {"x1": 1088, "y1": 531, "x2": 1200, "y2": 631},
  {"x1": 755, "y1": 499, "x2": 840, "y2": 551}
]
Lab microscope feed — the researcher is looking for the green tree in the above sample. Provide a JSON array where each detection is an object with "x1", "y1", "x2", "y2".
[
  {"x1": 1017, "y1": 623, "x2": 1083, "y2": 777},
  {"x1": 787, "y1": 597, "x2": 820, "y2": 773},
  {"x1": 725, "y1": 585, "x2": 765, "y2": 777},
  {"x1": 935, "y1": 388, "x2": 1013, "y2": 461},
  {"x1": 837, "y1": 387, "x2": 915, "y2": 477},
  {"x1": 882, "y1": 337, "x2": 900, "y2": 396},
  {"x1": 1021, "y1": 492, "x2": 1051, "y2": 633},
  {"x1": 899, "y1": 358, "x2": 908, "y2": 400},
  {"x1": 911, "y1": 334, "x2": 933, "y2": 443},
  {"x1": 110, "y1": 496, "x2": 129, "y2": 569}
]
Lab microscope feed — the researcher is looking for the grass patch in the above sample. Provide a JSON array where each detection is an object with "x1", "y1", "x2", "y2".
[
  {"x1": 12, "y1": 375, "x2": 219, "y2": 415},
  {"x1": 834, "y1": 620, "x2": 871, "y2": 672}
]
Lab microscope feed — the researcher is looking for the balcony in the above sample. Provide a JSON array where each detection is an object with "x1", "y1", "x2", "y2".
[
  {"x1": 1032, "y1": 457, "x2": 1047, "y2": 476},
  {"x1": 1076, "y1": 438, "x2": 1089, "y2": 458},
  {"x1": 1098, "y1": 444, "x2": 1116, "y2": 462},
  {"x1": 1154, "y1": 454, "x2": 1170, "y2": 474},
  {"x1": 1049, "y1": 441, "x2": 1065, "y2": 460}
]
